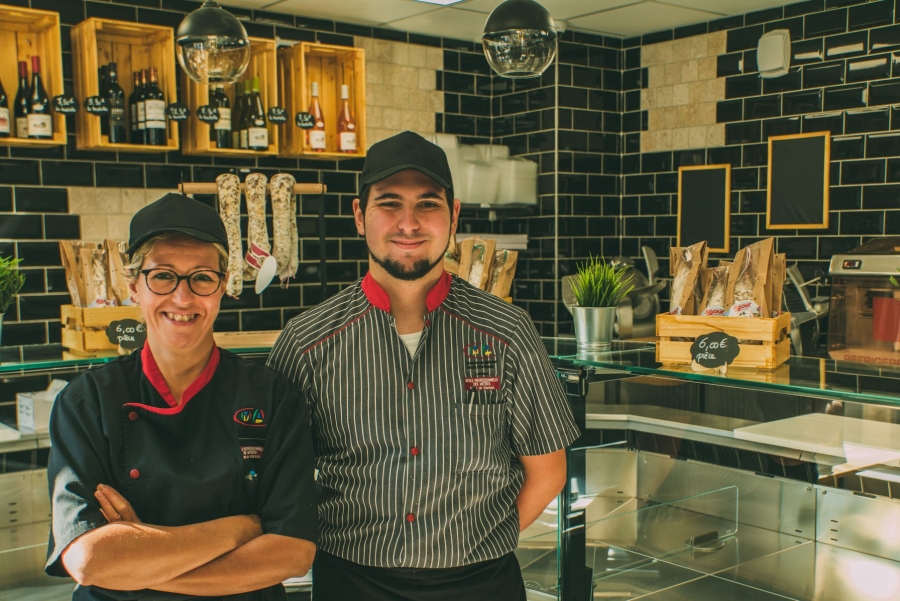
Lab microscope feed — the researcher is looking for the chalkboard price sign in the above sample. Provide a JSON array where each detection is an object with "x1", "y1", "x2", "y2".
[
  {"x1": 52, "y1": 95, "x2": 78, "y2": 114},
  {"x1": 105, "y1": 319, "x2": 146, "y2": 350},
  {"x1": 166, "y1": 102, "x2": 190, "y2": 121},
  {"x1": 690, "y1": 332, "x2": 740, "y2": 369},
  {"x1": 296, "y1": 112, "x2": 314, "y2": 129},
  {"x1": 84, "y1": 96, "x2": 109, "y2": 115},
  {"x1": 268, "y1": 106, "x2": 288, "y2": 124},
  {"x1": 196, "y1": 105, "x2": 220, "y2": 123}
]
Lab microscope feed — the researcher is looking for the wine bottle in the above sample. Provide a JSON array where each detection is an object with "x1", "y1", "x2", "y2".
[
  {"x1": 27, "y1": 56, "x2": 52, "y2": 140},
  {"x1": 104, "y1": 61, "x2": 126, "y2": 143},
  {"x1": 247, "y1": 77, "x2": 268, "y2": 151},
  {"x1": 210, "y1": 85, "x2": 231, "y2": 149},
  {"x1": 144, "y1": 67, "x2": 166, "y2": 146},
  {"x1": 137, "y1": 69, "x2": 148, "y2": 142},
  {"x1": 14, "y1": 61, "x2": 28, "y2": 139},
  {"x1": 98, "y1": 64, "x2": 109, "y2": 137},
  {"x1": 0, "y1": 75, "x2": 11, "y2": 138},
  {"x1": 239, "y1": 79, "x2": 251, "y2": 150},
  {"x1": 308, "y1": 81, "x2": 326, "y2": 152},
  {"x1": 129, "y1": 71, "x2": 142, "y2": 144},
  {"x1": 337, "y1": 84, "x2": 356, "y2": 154},
  {"x1": 231, "y1": 84, "x2": 243, "y2": 150}
]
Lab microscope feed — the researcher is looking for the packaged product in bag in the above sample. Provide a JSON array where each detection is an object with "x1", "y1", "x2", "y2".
[
  {"x1": 770, "y1": 253, "x2": 786, "y2": 317},
  {"x1": 488, "y1": 249, "x2": 518, "y2": 298},
  {"x1": 82, "y1": 246, "x2": 114, "y2": 308},
  {"x1": 725, "y1": 238, "x2": 774, "y2": 318},
  {"x1": 668, "y1": 241, "x2": 708, "y2": 315},
  {"x1": 699, "y1": 265, "x2": 729, "y2": 316},
  {"x1": 444, "y1": 234, "x2": 460, "y2": 275},
  {"x1": 458, "y1": 237, "x2": 496, "y2": 290}
]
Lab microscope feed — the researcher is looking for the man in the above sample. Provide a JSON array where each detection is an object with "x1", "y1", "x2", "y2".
[{"x1": 268, "y1": 131, "x2": 578, "y2": 600}]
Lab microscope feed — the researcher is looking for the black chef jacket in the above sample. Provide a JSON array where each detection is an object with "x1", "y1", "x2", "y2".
[{"x1": 45, "y1": 344, "x2": 318, "y2": 601}]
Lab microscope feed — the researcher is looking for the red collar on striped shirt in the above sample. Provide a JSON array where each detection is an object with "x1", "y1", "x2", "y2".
[
  {"x1": 133, "y1": 342, "x2": 220, "y2": 413},
  {"x1": 361, "y1": 270, "x2": 452, "y2": 313}
]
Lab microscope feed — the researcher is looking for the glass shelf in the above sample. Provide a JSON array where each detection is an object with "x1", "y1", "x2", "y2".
[{"x1": 541, "y1": 339, "x2": 900, "y2": 407}]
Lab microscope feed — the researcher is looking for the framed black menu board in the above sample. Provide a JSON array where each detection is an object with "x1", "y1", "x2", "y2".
[
  {"x1": 678, "y1": 164, "x2": 731, "y2": 253},
  {"x1": 767, "y1": 132, "x2": 830, "y2": 230}
]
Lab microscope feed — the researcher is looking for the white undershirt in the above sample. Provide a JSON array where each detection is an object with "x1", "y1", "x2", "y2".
[{"x1": 398, "y1": 330, "x2": 423, "y2": 357}]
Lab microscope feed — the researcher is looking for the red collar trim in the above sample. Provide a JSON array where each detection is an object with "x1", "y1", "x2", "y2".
[
  {"x1": 127, "y1": 343, "x2": 220, "y2": 415},
  {"x1": 361, "y1": 271, "x2": 452, "y2": 313}
]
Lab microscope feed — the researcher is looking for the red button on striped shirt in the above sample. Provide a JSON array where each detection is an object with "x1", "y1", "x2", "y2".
[{"x1": 406, "y1": 513, "x2": 415, "y2": 523}]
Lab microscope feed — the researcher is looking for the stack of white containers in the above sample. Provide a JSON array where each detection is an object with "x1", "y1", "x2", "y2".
[{"x1": 428, "y1": 134, "x2": 537, "y2": 206}]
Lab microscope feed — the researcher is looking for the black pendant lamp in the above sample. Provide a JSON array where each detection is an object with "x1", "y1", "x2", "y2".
[
  {"x1": 176, "y1": 1, "x2": 251, "y2": 84},
  {"x1": 482, "y1": 0, "x2": 558, "y2": 79}
]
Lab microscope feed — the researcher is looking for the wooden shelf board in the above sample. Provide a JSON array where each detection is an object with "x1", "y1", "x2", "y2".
[
  {"x1": 0, "y1": 137, "x2": 65, "y2": 147},
  {"x1": 79, "y1": 141, "x2": 179, "y2": 153}
]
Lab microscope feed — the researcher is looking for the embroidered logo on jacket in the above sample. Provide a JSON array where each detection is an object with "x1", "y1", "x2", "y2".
[
  {"x1": 464, "y1": 376, "x2": 501, "y2": 391},
  {"x1": 464, "y1": 342, "x2": 494, "y2": 359},
  {"x1": 234, "y1": 408, "x2": 266, "y2": 426}
]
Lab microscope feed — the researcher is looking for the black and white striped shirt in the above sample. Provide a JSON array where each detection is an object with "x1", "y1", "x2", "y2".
[{"x1": 267, "y1": 272, "x2": 579, "y2": 568}]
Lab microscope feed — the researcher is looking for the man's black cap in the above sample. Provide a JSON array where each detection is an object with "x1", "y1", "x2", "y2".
[
  {"x1": 359, "y1": 131, "x2": 454, "y2": 202},
  {"x1": 127, "y1": 193, "x2": 228, "y2": 255}
]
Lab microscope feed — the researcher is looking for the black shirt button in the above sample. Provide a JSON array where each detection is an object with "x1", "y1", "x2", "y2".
[
  {"x1": 129, "y1": 469, "x2": 140, "y2": 480},
  {"x1": 128, "y1": 411, "x2": 138, "y2": 421}
]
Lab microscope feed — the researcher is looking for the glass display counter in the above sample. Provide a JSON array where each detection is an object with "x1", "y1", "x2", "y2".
[{"x1": 4, "y1": 342, "x2": 900, "y2": 600}]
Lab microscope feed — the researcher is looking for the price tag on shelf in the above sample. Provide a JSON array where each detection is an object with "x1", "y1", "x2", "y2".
[
  {"x1": 196, "y1": 104, "x2": 220, "y2": 124},
  {"x1": 267, "y1": 106, "x2": 288, "y2": 124},
  {"x1": 52, "y1": 95, "x2": 78, "y2": 114},
  {"x1": 295, "y1": 112, "x2": 314, "y2": 129},
  {"x1": 84, "y1": 96, "x2": 109, "y2": 115},
  {"x1": 689, "y1": 332, "x2": 740, "y2": 372},
  {"x1": 105, "y1": 319, "x2": 146, "y2": 351},
  {"x1": 166, "y1": 102, "x2": 190, "y2": 121}
]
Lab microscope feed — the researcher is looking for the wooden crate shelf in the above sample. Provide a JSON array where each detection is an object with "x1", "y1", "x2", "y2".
[
  {"x1": 656, "y1": 312, "x2": 792, "y2": 370},
  {"x1": 279, "y1": 42, "x2": 366, "y2": 159},
  {"x1": 61, "y1": 304, "x2": 143, "y2": 353},
  {"x1": 0, "y1": 5, "x2": 66, "y2": 146},
  {"x1": 181, "y1": 37, "x2": 279, "y2": 157},
  {"x1": 71, "y1": 18, "x2": 178, "y2": 153}
]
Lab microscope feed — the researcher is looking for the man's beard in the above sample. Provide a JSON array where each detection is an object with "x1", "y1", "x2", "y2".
[{"x1": 368, "y1": 237, "x2": 449, "y2": 282}]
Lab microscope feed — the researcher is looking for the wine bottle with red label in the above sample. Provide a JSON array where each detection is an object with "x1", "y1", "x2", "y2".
[
  {"x1": 308, "y1": 81, "x2": 326, "y2": 152},
  {"x1": 27, "y1": 56, "x2": 52, "y2": 140},
  {"x1": 338, "y1": 84, "x2": 356, "y2": 153},
  {"x1": 14, "y1": 61, "x2": 28, "y2": 138}
]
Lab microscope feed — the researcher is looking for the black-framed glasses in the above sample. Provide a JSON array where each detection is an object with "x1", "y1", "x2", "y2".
[{"x1": 140, "y1": 268, "x2": 225, "y2": 296}]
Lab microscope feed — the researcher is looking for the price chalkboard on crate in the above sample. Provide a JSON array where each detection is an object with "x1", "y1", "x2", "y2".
[
  {"x1": 105, "y1": 319, "x2": 146, "y2": 350},
  {"x1": 52, "y1": 95, "x2": 78, "y2": 114},
  {"x1": 196, "y1": 105, "x2": 220, "y2": 124},
  {"x1": 84, "y1": 96, "x2": 109, "y2": 115},
  {"x1": 295, "y1": 112, "x2": 314, "y2": 129},
  {"x1": 268, "y1": 106, "x2": 287, "y2": 124},
  {"x1": 690, "y1": 332, "x2": 740, "y2": 370},
  {"x1": 678, "y1": 164, "x2": 731, "y2": 254},
  {"x1": 767, "y1": 131, "x2": 830, "y2": 230}
]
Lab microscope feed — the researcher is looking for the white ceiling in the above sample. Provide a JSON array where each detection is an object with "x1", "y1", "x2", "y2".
[{"x1": 228, "y1": 0, "x2": 805, "y2": 41}]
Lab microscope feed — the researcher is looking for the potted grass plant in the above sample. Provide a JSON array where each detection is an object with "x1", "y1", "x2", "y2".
[
  {"x1": 570, "y1": 255, "x2": 634, "y2": 350},
  {"x1": 0, "y1": 256, "x2": 25, "y2": 346}
]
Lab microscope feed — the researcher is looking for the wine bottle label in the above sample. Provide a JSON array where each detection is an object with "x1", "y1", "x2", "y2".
[
  {"x1": 309, "y1": 130, "x2": 326, "y2": 149},
  {"x1": 27, "y1": 114, "x2": 50, "y2": 136},
  {"x1": 16, "y1": 117, "x2": 27, "y2": 138},
  {"x1": 340, "y1": 132, "x2": 357, "y2": 151},
  {"x1": 108, "y1": 105, "x2": 125, "y2": 127},
  {"x1": 233, "y1": 131, "x2": 240, "y2": 148},
  {"x1": 248, "y1": 127, "x2": 268, "y2": 149},
  {"x1": 137, "y1": 102, "x2": 146, "y2": 129},
  {"x1": 130, "y1": 104, "x2": 137, "y2": 130},
  {"x1": 240, "y1": 130, "x2": 248, "y2": 149},
  {"x1": 0, "y1": 108, "x2": 10, "y2": 134},
  {"x1": 145, "y1": 100, "x2": 166, "y2": 125},
  {"x1": 215, "y1": 108, "x2": 232, "y2": 130}
]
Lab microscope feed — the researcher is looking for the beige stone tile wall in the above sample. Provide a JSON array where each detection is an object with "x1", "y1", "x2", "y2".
[
  {"x1": 354, "y1": 37, "x2": 444, "y2": 147},
  {"x1": 69, "y1": 187, "x2": 171, "y2": 242},
  {"x1": 641, "y1": 31, "x2": 728, "y2": 153}
]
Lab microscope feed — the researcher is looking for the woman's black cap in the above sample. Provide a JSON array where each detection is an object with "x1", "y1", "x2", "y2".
[
  {"x1": 359, "y1": 131, "x2": 454, "y2": 203},
  {"x1": 127, "y1": 193, "x2": 228, "y2": 255}
]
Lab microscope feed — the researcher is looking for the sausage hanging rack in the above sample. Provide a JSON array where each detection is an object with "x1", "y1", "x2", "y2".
[{"x1": 177, "y1": 181, "x2": 330, "y2": 298}]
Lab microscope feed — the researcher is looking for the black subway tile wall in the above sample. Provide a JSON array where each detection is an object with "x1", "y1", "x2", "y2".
[
  {"x1": 631, "y1": 0, "x2": 900, "y2": 304},
  {"x1": 8, "y1": 0, "x2": 900, "y2": 339}
]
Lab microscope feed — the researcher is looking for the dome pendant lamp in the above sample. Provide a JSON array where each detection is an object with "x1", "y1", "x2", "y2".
[
  {"x1": 176, "y1": 0, "x2": 251, "y2": 85},
  {"x1": 482, "y1": 0, "x2": 558, "y2": 79}
]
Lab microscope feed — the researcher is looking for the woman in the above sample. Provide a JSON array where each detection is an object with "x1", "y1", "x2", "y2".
[{"x1": 45, "y1": 193, "x2": 317, "y2": 600}]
